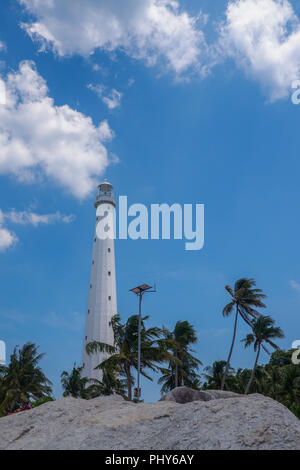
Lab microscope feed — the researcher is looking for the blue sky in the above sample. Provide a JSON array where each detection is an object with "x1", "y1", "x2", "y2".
[{"x1": 0, "y1": 0, "x2": 300, "y2": 402}]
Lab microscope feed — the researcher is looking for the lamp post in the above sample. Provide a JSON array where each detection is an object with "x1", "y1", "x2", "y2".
[{"x1": 130, "y1": 283, "x2": 156, "y2": 401}]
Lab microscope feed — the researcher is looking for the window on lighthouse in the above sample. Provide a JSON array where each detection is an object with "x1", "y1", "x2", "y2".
[
  {"x1": 108, "y1": 271, "x2": 111, "y2": 276},
  {"x1": 108, "y1": 296, "x2": 111, "y2": 301}
]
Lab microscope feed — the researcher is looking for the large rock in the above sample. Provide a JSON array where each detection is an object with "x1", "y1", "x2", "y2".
[
  {"x1": 0, "y1": 393, "x2": 299, "y2": 450},
  {"x1": 161, "y1": 386, "x2": 241, "y2": 403}
]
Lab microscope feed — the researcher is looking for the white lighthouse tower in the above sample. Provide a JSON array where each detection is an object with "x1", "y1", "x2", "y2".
[{"x1": 82, "y1": 180, "x2": 117, "y2": 381}]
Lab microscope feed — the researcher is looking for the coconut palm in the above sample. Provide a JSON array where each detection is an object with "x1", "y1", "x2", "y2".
[
  {"x1": 228, "y1": 368, "x2": 250, "y2": 394},
  {"x1": 221, "y1": 278, "x2": 266, "y2": 390},
  {"x1": 203, "y1": 361, "x2": 234, "y2": 390},
  {"x1": 61, "y1": 365, "x2": 92, "y2": 399},
  {"x1": 88, "y1": 371, "x2": 127, "y2": 398},
  {"x1": 242, "y1": 315, "x2": 284, "y2": 394},
  {"x1": 0, "y1": 343, "x2": 52, "y2": 415},
  {"x1": 277, "y1": 364, "x2": 300, "y2": 408},
  {"x1": 264, "y1": 364, "x2": 282, "y2": 400},
  {"x1": 86, "y1": 314, "x2": 165, "y2": 400},
  {"x1": 158, "y1": 321, "x2": 202, "y2": 393},
  {"x1": 250, "y1": 365, "x2": 271, "y2": 394},
  {"x1": 61, "y1": 363, "x2": 126, "y2": 399}
]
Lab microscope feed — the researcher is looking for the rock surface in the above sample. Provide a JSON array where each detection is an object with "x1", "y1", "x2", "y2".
[{"x1": 0, "y1": 391, "x2": 299, "y2": 450}]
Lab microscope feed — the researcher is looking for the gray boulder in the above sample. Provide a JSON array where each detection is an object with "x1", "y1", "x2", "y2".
[
  {"x1": 160, "y1": 386, "x2": 241, "y2": 403},
  {"x1": 0, "y1": 393, "x2": 299, "y2": 450}
]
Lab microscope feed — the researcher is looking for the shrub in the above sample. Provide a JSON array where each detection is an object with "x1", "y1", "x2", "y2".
[
  {"x1": 31, "y1": 397, "x2": 55, "y2": 408},
  {"x1": 290, "y1": 403, "x2": 300, "y2": 420}
]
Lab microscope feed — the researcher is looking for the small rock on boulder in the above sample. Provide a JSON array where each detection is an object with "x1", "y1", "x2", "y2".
[{"x1": 161, "y1": 386, "x2": 241, "y2": 403}]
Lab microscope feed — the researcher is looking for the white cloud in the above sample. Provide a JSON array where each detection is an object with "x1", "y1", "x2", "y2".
[
  {"x1": 198, "y1": 328, "x2": 230, "y2": 338},
  {"x1": 221, "y1": 0, "x2": 300, "y2": 100},
  {"x1": 213, "y1": 328, "x2": 230, "y2": 338},
  {"x1": 3, "y1": 210, "x2": 75, "y2": 226},
  {"x1": 88, "y1": 84, "x2": 123, "y2": 109},
  {"x1": 43, "y1": 311, "x2": 84, "y2": 331},
  {"x1": 0, "y1": 209, "x2": 18, "y2": 252},
  {"x1": 0, "y1": 227, "x2": 18, "y2": 252},
  {"x1": 1, "y1": 310, "x2": 84, "y2": 332},
  {"x1": 15, "y1": 0, "x2": 300, "y2": 100},
  {"x1": 0, "y1": 207, "x2": 74, "y2": 252},
  {"x1": 0, "y1": 78, "x2": 6, "y2": 105},
  {"x1": 19, "y1": 0, "x2": 207, "y2": 76},
  {"x1": 0, "y1": 61, "x2": 114, "y2": 198},
  {"x1": 290, "y1": 280, "x2": 300, "y2": 293}
]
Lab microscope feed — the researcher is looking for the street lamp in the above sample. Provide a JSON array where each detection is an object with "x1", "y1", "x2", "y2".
[{"x1": 130, "y1": 283, "x2": 156, "y2": 401}]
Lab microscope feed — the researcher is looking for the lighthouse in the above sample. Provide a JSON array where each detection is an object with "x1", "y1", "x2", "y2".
[{"x1": 82, "y1": 180, "x2": 117, "y2": 381}]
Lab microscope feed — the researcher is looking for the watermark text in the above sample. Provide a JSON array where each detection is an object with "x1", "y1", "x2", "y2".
[
  {"x1": 96, "y1": 196, "x2": 205, "y2": 251},
  {"x1": 292, "y1": 340, "x2": 300, "y2": 365},
  {"x1": 0, "y1": 340, "x2": 6, "y2": 365},
  {"x1": 291, "y1": 80, "x2": 300, "y2": 105}
]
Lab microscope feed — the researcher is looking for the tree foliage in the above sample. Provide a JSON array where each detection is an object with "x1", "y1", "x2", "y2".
[
  {"x1": 158, "y1": 321, "x2": 202, "y2": 394},
  {"x1": 0, "y1": 343, "x2": 52, "y2": 416},
  {"x1": 86, "y1": 314, "x2": 165, "y2": 400},
  {"x1": 221, "y1": 278, "x2": 266, "y2": 390}
]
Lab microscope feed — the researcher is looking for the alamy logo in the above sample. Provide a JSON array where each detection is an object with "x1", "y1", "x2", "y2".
[
  {"x1": 291, "y1": 80, "x2": 300, "y2": 105},
  {"x1": 292, "y1": 340, "x2": 300, "y2": 365},
  {"x1": 96, "y1": 196, "x2": 205, "y2": 251},
  {"x1": 0, "y1": 340, "x2": 6, "y2": 365},
  {"x1": 0, "y1": 80, "x2": 6, "y2": 105}
]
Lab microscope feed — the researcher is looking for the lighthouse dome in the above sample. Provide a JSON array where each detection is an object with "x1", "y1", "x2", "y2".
[
  {"x1": 95, "y1": 179, "x2": 116, "y2": 208},
  {"x1": 99, "y1": 179, "x2": 112, "y2": 188}
]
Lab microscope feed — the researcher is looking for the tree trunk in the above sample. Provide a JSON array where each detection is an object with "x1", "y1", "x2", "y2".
[
  {"x1": 125, "y1": 364, "x2": 132, "y2": 401},
  {"x1": 175, "y1": 350, "x2": 178, "y2": 389},
  {"x1": 221, "y1": 306, "x2": 239, "y2": 390},
  {"x1": 245, "y1": 343, "x2": 261, "y2": 395}
]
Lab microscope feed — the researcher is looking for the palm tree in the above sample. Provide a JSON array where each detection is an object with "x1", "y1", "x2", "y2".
[
  {"x1": 221, "y1": 278, "x2": 266, "y2": 390},
  {"x1": 86, "y1": 314, "x2": 165, "y2": 400},
  {"x1": 264, "y1": 364, "x2": 282, "y2": 400},
  {"x1": 158, "y1": 321, "x2": 202, "y2": 393},
  {"x1": 88, "y1": 371, "x2": 127, "y2": 398},
  {"x1": 277, "y1": 364, "x2": 300, "y2": 408},
  {"x1": 61, "y1": 364, "x2": 126, "y2": 399},
  {"x1": 61, "y1": 365, "x2": 91, "y2": 399},
  {"x1": 203, "y1": 361, "x2": 234, "y2": 390},
  {"x1": 250, "y1": 365, "x2": 271, "y2": 394},
  {"x1": 242, "y1": 315, "x2": 284, "y2": 394},
  {"x1": 0, "y1": 343, "x2": 52, "y2": 415},
  {"x1": 228, "y1": 367, "x2": 250, "y2": 394},
  {"x1": 0, "y1": 366, "x2": 8, "y2": 416}
]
